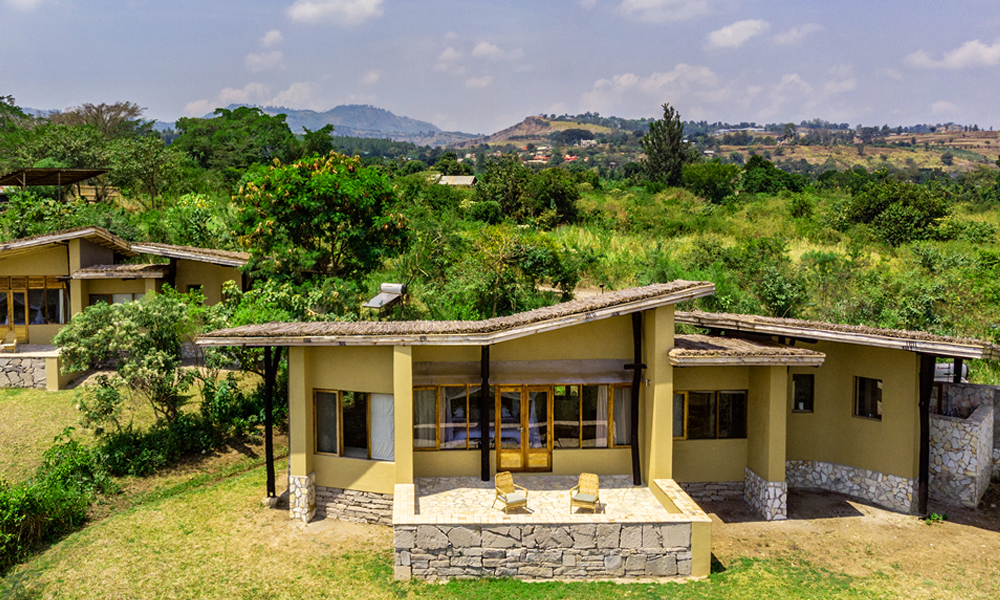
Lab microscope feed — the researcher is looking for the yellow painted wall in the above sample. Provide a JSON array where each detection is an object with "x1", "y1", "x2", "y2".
[
  {"x1": 27, "y1": 325, "x2": 61, "y2": 345},
  {"x1": 174, "y1": 260, "x2": 240, "y2": 305},
  {"x1": 313, "y1": 454, "x2": 396, "y2": 495},
  {"x1": 307, "y1": 346, "x2": 394, "y2": 394},
  {"x1": 393, "y1": 347, "x2": 414, "y2": 484},
  {"x1": 747, "y1": 366, "x2": 787, "y2": 481},
  {"x1": 672, "y1": 439, "x2": 747, "y2": 482},
  {"x1": 83, "y1": 279, "x2": 151, "y2": 297},
  {"x1": 413, "y1": 448, "x2": 632, "y2": 478},
  {"x1": 643, "y1": 306, "x2": 674, "y2": 482},
  {"x1": 674, "y1": 366, "x2": 749, "y2": 391},
  {"x1": 786, "y1": 342, "x2": 920, "y2": 479},
  {"x1": 0, "y1": 246, "x2": 68, "y2": 276},
  {"x1": 75, "y1": 240, "x2": 114, "y2": 269},
  {"x1": 288, "y1": 347, "x2": 312, "y2": 477},
  {"x1": 491, "y1": 315, "x2": 634, "y2": 361}
]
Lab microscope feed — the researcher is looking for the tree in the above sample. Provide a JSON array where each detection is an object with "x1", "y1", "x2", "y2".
[
  {"x1": 173, "y1": 107, "x2": 299, "y2": 176},
  {"x1": 300, "y1": 124, "x2": 335, "y2": 157},
  {"x1": 524, "y1": 167, "x2": 580, "y2": 224},
  {"x1": 642, "y1": 103, "x2": 695, "y2": 186},
  {"x1": 49, "y1": 101, "x2": 151, "y2": 139},
  {"x1": 106, "y1": 135, "x2": 184, "y2": 208},
  {"x1": 472, "y1": 153, "x2": 534, "y2": 218},
  {"x1": 682, "y1": 161, "x2": 740, "y2": 203},
  {"x1": 235, "y1": 152, "x2": 407, "y2": 282}
]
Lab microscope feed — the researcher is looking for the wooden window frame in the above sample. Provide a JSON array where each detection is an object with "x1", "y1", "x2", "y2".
[
  {"x1": 609, "y1": 383, "x2": 632, "y2": 448},
  {"x1": 792, "y1": 373, "x2": 815, "y2": 413},
  {"x1": 6, "y1": 277, "x2": 67, "y2": 325},
  {"x1": 314, "y1": 388, "x2": 373, "y2": 459},
  {"x1": 673, "y1": 391, "x2": 689, "y2": 440},
  {"x1": 673, "y1": 390, "x2": 748, "y2": 440},
  {"x1": 853, "y1": 376, "x2": 883, "y2": 421}
]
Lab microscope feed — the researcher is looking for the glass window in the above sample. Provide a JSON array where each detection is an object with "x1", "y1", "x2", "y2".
[
  {"x1": 855, "y1": 377, "x2": 882, "y2": 420},
  {"x1": 0, "y1": 292, "x2": 7, "y2": 325},
  {"x1": 498, "y1": 389, "x2": 521, "y2": 450},
  {"x1": 717, "y1": 391, "x2": 747, "y2": 439},
  {"x1": 553, "y1": 385, "x2": 580, "y2": 449},
  {"x1": 672, "y1": 393, "x2": 686, "y2": 439},
  {"x1": 687, "y1": 392, "x2": 716, "y2": 440},
  {"x1": 413, "y1": 388, "x2": 437, "y2": 449},
  {"x1": 467, "y1": 385, "x2": 484, "y2": 450},
  {"x1": 341, "y1": 391, "x2": 369, "y2": 458},
  {"x1": 793, "y1": 374, "x2": 814, "y2": 412},
  {"x1": 581, "y1": 385, "x2": 608, "y2": 448},
  {"x1": 90, "y1": 294, "x2": 111, "y2": 307},
  {"x1": 441, "y1": 386, "x2": 469, "y2": 449},
  {"x1": 28, "y1": 289, "x2": 45, "y2": 324},
  {"x1": 613, "y1": 386, "x2": 632, "y2": 446},
  {"x1": 526, "y1": 389, "x2": 548, "y2": 449},
  {"x1": 11, "y1": 292, "x2": 26, "y2": 325},
  {"x1": 315, "y1": 391, "x2": 339, "y2": 454},
  {"x1": 45, "y1": 288, "x2": 66, "y2": 324},
  {"x1": 112, "y1": 293, "x2": 132, "y2": 305}
]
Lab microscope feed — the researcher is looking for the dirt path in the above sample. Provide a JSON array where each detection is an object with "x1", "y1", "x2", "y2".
[{"x1": 704, "y1": 486, "x2": 1000, "y2": 595}]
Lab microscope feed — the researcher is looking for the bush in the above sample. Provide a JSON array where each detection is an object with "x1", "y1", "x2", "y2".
[
  {"x1": 740, "y1": 156, "x2": 806, "y2": 195},
  {"x1": 682, "y1": 161, "x2": 740, "y2": 204}
]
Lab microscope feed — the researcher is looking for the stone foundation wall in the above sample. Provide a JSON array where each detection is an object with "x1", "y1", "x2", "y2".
[
  {"x1": 393, "y1": 522, "x2": 693, "y2": 581},
  {"x1": 744, "y1": 468, "x2": 786, "y2": 521},
  {"x1": 786, "y1": 460, "x2": 918, "y2": 514},
  {"x1": 929, "y1": 400, "x2": 994, "y2": 508},
  {"x1": 0, "y1": 356, "x2": 46, "y2": 388},
  {"x1": 316, "y1": 486, "x2": 393, "y2": 526},
  {"x1": 936, "y1": 383, "x2": 1000, "y2": 462},
  {"x1": 289, "y1": 472, "x2": 315, "y2": 523},
  {"x1": 678, "y1": 481, "x2": 744, "y2": 502}
]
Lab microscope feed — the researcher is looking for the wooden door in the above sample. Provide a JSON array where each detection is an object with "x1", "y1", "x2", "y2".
[{"x1": 495, "y1": 386, "x2": 553, "y2": 472}]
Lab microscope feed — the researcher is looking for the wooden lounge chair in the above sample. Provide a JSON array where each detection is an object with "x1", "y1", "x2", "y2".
[
  {"x1": 570, "y1": 473, "x2": 600, "y2": 512},
  {"x1": 492, "y1": 471, "x2": 528, "y2": 513},
  {"x1": 0, "y1": 330, "x2": 17, "y2": 354}
]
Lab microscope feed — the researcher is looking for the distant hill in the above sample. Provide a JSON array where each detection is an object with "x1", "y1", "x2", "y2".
[
  {"x1": 455, "y1": 115, "x2": 616, "y2": 148},
  {"x1": 208, "y1": 104, "x2": 480, "y2": 148}
]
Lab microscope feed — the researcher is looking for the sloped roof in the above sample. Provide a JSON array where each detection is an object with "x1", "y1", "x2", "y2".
[
  {"x1": 670, "y1": 334, "x2": 825, "y2": 366},
  {"x1": 199, "y1": 281, "x2": 716, "y2": 347},
  {"x1": 0, "y1": 168, "x2": 108, "y2": 187},
  {"x1": 0, "y1": 226, "x2": 136, "y2": 259},
  {"x1": 130, "y1": 242, "x2": 249, "y2": 267},
  {"x1": 71, "y1": 264, "x2": 171, "y2": 279},
  {"x1": 676, "y1": 310, "x2": 1000, "y2": 361}
]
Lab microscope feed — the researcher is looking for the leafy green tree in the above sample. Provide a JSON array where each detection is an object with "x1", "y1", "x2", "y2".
[
  {"x1": 48, "y1": 101, "x2": 151, "y2": 139},
  {"x1": 843, "y1": 178, "x2": 948, "y2": 246},
  {"x1": 55, "y1": 287, "x2": 206, "y2": 425},
  {"x1": 524, "y1": 167, "x2": 580, "y2": 224},
  {"x1": 235, "y1": 152, "x2": 407, "y2": 282},
  {"x1": 682, "y1": 161, "x2": 740, "y2": 203},
  {"x1": 300, "y1": 124, "x2": 335, "y2": 157},
  {"x1": 740, "y1": 155, "x2": 806, "y2": 194},
  {"x1": 641, "y1": 103, "x2": 695, "y2": 186},
  {"x1": 472, "y1": 153, "x2": 534, "y2": 218},
  {"x1": 106, "y1": 135, "x2": 184, "y2": 208},
  {"x1": 173, "y1": 107, "x2": 299, "y2": 175},
  {"x1": 432, "y1": 151, "x2": 473, "y2": 176}
]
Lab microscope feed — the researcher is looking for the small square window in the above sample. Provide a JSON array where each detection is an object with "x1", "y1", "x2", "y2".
[
  {"x1": 855, "y1": 377, "x2": 882, "y2": 420},
  {"x1": 793, "y1": 374, "x2": 814, "y2": 412}
]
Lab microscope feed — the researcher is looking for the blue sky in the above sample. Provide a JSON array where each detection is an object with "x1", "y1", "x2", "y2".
[{"x1": 2, "y1": 0, "x2": 999, "y2": 134}]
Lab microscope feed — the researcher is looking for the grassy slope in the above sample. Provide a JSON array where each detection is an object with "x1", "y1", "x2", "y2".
[{"x1": 0, "y1": 389, "x2": 81, "y2": 482}]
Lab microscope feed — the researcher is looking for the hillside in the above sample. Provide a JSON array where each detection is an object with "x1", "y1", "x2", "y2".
[
  {"x1": 214, "y1": 104, "x2": 480, "y2": 147},
  {"x1": 457, "y1": 115, "x2": 615, "y2": 147}
]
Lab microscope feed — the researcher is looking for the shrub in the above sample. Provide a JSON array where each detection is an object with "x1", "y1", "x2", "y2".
[{"x1": 682, "y1": 161, "x2": 740, "y2": 204}]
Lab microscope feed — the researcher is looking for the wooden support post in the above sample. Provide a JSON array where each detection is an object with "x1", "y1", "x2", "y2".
[
  {"x1": 263, "y1": 346, "x2": 283, "y2": 498},
  {"x1": 480, "y1": 345, "x2": 491, "y2": 482},
  {"x1": 918, "y1": 353, "x2": 935, "y2": 516},
  {"x1": 953, "y1": 358, "x2": 963, "y2": 384},
  {"x1": 626, "y1": 312, "x2": 646, "y2": 487}
]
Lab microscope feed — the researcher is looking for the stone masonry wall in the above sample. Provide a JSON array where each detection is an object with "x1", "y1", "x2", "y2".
[
  {"x1": 929, "y1": 400, "x2": 993, "y2": 508},
  {"x1": 786, "y1": 460, "x2": 918, "y2": 514},
  {"x1": 393, "y1": 522, "x2": 693, "y2": 581},
  {"x1": 288, "y1": 472, "x2": 315, "y2": 523},
  {"x1": 0, "y1": 357, "x2": 46, "y2": 388},
  {"x1": 679, "y1": 481, "x2": 744, "y2": 502},
  {"x1": 316, "y1": 486, "x2": 393, "y2": 526},
  {"x1": 744, "y1": 468, "x2": 787, "y2": 521}
]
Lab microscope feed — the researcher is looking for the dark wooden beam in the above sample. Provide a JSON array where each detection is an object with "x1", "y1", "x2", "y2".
[
  {"x1": 953, "y1": 358, "x2": 963, "y2": 384},
  {"x1": 627, "y1": 312, "x2": 645, "y2": 486},
  {"x1": 918, "y1": 353, "x2": 935, "y2": 515},
  {"x1": 263, "y1": 346, "x2": 283, "y2": 498},
  {"x1": 480, "y1": 345, "x2": 491, "y2": 482}
]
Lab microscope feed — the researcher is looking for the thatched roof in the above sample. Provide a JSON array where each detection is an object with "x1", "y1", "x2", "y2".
[
  {"x1": 0, "y1": 226, "x2": 135, "y2": 259},
  {"x1": 198, "y1": 281, "x2": 716, "y2": 347},
  {"x1": 71, "y1": 264, "x2": 170, "y2": 280},
  {"x1": 130, "y1": 242, "x2": 249, "y2": 267},
  {"x1": 670, "y1": 334, "x2": 825, "y2": 366},
  {"x1": 676, "y1": 310, "x2": 1000, "y2": 361}
]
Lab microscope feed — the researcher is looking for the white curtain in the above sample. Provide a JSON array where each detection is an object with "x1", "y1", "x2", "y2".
[
  {"x1": 370, "y1": 393, "x2": 395, "y2": 461},
  {"x1": 596, "y1": 386, "x2": 609, "y2": 448},
  {"x1": 614, "y1": 387, "x2": 631, "y2": 446},
  {"x1": 413, "y1": 390, "x2": 436, "y2": 448}
]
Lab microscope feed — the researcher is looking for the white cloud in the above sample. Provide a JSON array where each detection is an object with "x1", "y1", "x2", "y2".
[
  {"x1": 824, "y1": 77, "x2": 856, "y2": 95},
  {"x1": 773, "y1": 23, "x2": 822, "y2": 46},
  {"x1": 261, "y1": 30, "x2": 284, "y2": 48},
  {"x1": 438, "y1": 47, "x2": 462, "y2": 62},
  {"x1": 579, "y1": 0, "x2": 598, "y2": 9},
  {"x1": 465, "y1": 76, "x2": 492, "y2": 89},
  {"x1": 932, "y1": 100, "x2": 959, "y2": 114},
  {"x1": 270, "y1": 82, "x2": 319, "y2": 108},
  {"x1": 287, "y1": 0, "x2": 384, "y2": 26},
  {"x1": 619, "y1": 0, "x2": 710, "y2": 23},
  {"x1": 245, "y1": 51, "x2": 284, "y2": 73},
  {"x1": 471, "y1": 42, "x2": 524, "y2": 61},
  {"x1": 905, "y1": 39, "x2": 1000, "y2": 69},
  {"x1": 579, "y1": 64, "x2": 726, "y2": 113},
  {"x1": 705, "y1": 19, "x2": 769, "y2": 50},
  {"x1": 443, "y1": 31, "x2": 459, "y2": 40},
  {"x1": 184, "y1": 83, "x2": 272, "y2": 115},
  {"x1": 362, "y1": 70, "x2": 380, "y2": 84},
  {"x1": 883, "y1": 68, "x2": 903, "y2": 81},
  {"x1": 5, "y1": 0, "x2": 45, "y2": 10}
]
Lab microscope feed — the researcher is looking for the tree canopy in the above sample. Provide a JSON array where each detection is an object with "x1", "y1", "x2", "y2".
[{"x1": 641, "y1": 103, "x2": 696, "y2": 186}]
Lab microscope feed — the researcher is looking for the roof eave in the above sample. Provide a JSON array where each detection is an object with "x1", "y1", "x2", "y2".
[
  {"x1": 197, "y1": 282, "x2": 716, "y2": 347},
  {"x1": 669, "y1": 355, "x2": 826, "y2": 367},
  {"x1": 130, "y1": 243, "x2": 248, "y2": 267}
]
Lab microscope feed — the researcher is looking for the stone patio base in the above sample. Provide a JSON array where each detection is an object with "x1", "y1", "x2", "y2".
[
  {"x1": 786, "y1": 460, "x2": 918, "y2": 514},
  {"x1": 316, "y1": 487, "x2": 393, "y2": 526}
]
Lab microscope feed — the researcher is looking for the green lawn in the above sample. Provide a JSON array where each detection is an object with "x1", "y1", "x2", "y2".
[
  {"x1": 8, "y1": 463, "x2": 995, "y2": 600},
  {"x1": 0, "y1": 388, "x2": 82, "y2": 482}
]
